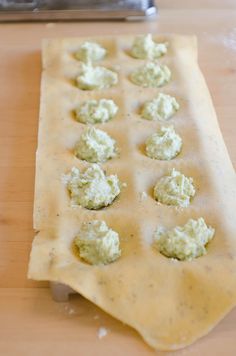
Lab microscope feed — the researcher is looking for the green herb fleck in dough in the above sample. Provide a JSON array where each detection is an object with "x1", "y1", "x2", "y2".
[
  {"x1": 141, "y1": 93, "x2": 180, "y2": 121},
  {"x1": 154, "y1": 169, "x2": 195, "y2": 207},
  {"x1": 66, "y1": 164, "x2": 121, "y2": 209},
  {"x1": 75, "y1": 99, "x2": 118, "y2": 124},
  {"x1": 154, "y1": 218, "x2": 215, "y2": 260},
  {"x1": 74, "y1": 220, "x2": 121, "y2": 265},
  {"x1": 74, "y1": 126, "x2": 117, "y2": 163},
  {"x1": 130, "y1": 62, "x2": 171, "y2": 88},
  {"x1": 146, "y1": 126, "x2": 182, "y2": 160}
]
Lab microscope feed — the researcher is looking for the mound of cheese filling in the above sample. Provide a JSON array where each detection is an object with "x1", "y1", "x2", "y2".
[
  {"x1": 76, "y1": 64, "x2": 118, "y2": 90},
  {"x1": 74, "y1": 220, "x2": 121, "y2": 265},
  {"x1": 75, "y1": 99, "x2": 118, "y2": 124},
  {"x1": 130, "y1": 62, "x2": 171, "y2": 88},
  {"x1": 66, "y1": 164, "x2": 121, "y2": 209},
  {"x1": 154, "y1": 218, "x2": 215, "y2": 260},
  {"x1": 154, "y1": 169, "x2": 195, "y2": 207},
  {"x1": 75, "y1": 41, "x2": 106, "y2": 63},
  {"x1": 141, "y1": 93, "x2": 180, "y2": 121},
  {"x1": 74, "y1": 126, "x2": 116, "y2": 163},
  {"x1": 131, "y1": 34, "x2": 168, "y2": 60},
  {"x1": 146, "y1": 126, "x2": 182, "y2": 160}
]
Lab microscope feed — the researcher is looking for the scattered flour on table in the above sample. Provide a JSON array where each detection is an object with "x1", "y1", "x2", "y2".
[
  {"x1": 221, "y1": 28, "x2": 236, "y2": 51},
  {"x1": 64, "y1": 303, "x2": 77, "y2": 316},
  {"x1": 202, "y1": 28, "x2": 236, "y2": 51}
]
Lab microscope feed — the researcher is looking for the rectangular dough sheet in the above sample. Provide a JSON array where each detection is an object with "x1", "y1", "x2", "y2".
[{"x1": 28, "y1": 35, "x2": 236, "y2": 351}]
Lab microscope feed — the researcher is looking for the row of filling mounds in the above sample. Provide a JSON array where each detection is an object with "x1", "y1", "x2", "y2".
[
  {"x1": 62, "y1": 34, "x2": 171, "y2": 92},
  {"x1": 60, "y1": 35, "x2": 214, "y2": 264}
]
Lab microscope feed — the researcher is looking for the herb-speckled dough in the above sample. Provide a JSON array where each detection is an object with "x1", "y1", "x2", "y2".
[{"x1": 29, "y1": 35, "x2": 236, "y2": 352}]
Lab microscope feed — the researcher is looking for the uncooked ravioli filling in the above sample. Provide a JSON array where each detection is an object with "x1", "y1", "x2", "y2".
[
  {"x1": 130, "y1": 62, "x2": 171, "y2": 88},
  {"x1": 65, "y1": 164, "x2": 121, "y2": 209},
  {"x1": 75, "y1": 41, "x2": 106, "y2": 63},
  {"x1": 74, "y1": 126, "x2": 117, "y2": 163},
  {"x1": 146, "y1": 126, "x2": 182, "y2": 160},
  {"x1": 131, "y1": 33, "x2": 168, "y2": 60},
  {"x1": 154, "y1": 218, "x2": 215, "y2": 260},
  {"x1": 141, "y1": 93, "x2": 180, "y2": 121},
  {"x1": 75, "y1": 99, "x2": 118, "y2": 124},
  {"x1": 76, "y1": 64, "x2": 118, "y2": 90},
  {"x1": 154, "y1": 169, "x2": 195, "y2": 207},
  {"x1": 74, "y1": 220, "x2": 121, "y2": 265}
]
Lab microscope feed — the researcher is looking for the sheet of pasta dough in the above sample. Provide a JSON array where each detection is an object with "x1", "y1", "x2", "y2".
[{"x1": 28, "y1": 35, "x2": 236, "y2": 350}]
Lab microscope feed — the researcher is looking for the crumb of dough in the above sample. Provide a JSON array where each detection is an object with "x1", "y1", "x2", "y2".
[
  {"x1": 146, "y1": 126, "x2": 182, "y2": 160},
  {"x1": 75, "y1": 99, "x2": 118, "y2": 124},
  {"x1": 75, "y1": 220, "x2": 121, "y2": 265},
  {"x1": 154, "y1": 218, "x2": 215, "y2": 260},
  {"x1": 76, "y1": 64, "x2": 118, "y2": 90},
  {"x1": 75, "y1": 41, "x2": 106, "y2": 63},
  {"x1": 66, "y1": 164, "x2": 121, "y2": 209},
  {"x1": 139, "y1": 191, "x2": 147, "y2": 201},
  {"x1": 74, "y1": 126, "x2": 116, "y2": 163},
  {"x1": 131, "y1": 34, "x2": 168, "y2": 60},
  {"x1": 154, "y1": 169, "x2": 195, "y2": 207},
  {"x1": 130, "y1": 62, "x2": 171, "y2": 88},
  {"x1": 141, "y1": 93, "x2": 180, "y2": 121},
  {"x1": 98, "y1": 327, "x2": 109, "y2": 339}
]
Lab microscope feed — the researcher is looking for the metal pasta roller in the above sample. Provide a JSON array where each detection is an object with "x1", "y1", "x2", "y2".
[{"x1": 0, "y1": 0, "x2": 157, "y2": 21}]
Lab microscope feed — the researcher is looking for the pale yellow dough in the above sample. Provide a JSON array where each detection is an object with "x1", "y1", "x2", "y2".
[{"x1": 28, "y1": 35, "x2": 236, "y2": 352}]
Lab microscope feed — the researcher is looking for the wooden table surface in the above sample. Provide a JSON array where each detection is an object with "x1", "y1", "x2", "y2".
[{"x1": 0, "y1": 5, "x2": 236, "y2": 356}]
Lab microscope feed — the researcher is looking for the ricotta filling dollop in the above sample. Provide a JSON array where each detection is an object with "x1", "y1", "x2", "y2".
[
  {"x1": 131, "y1": 34, "x2": 168, "y2": 60},
  {"x1": 146, "y1": 126, "x2": 182, "y2": 160},
  {"x1": 130, "y1": 62, "x2": 171, "y2": 88},
  {"x1": 75, "y1": 99, "x2": 118, "y2": 124},
  {"x1": 76, "y1": 64, "x2": 118, "y2": 90},
  {"x1": 66, "y1": 164, "x2": 121, "y2": 209},
  {"x1": 75, "y1": 41, "x2": 106, "y2": 63},
  {"x1": 141, "y1": 93, "x2": 180, "y2": 121},
  {"x1": 154, "y1": 218, "x2": 215, "y2": 261},
  {"x1": 154, "y1": 169, "x2": 195, "y2": 207},
  {"x1": 74, "y1": 126, "x2": 116, "y2": 163},
  {"x1": 74, "y1": 220, "x2": 121, "y2": 265}
]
